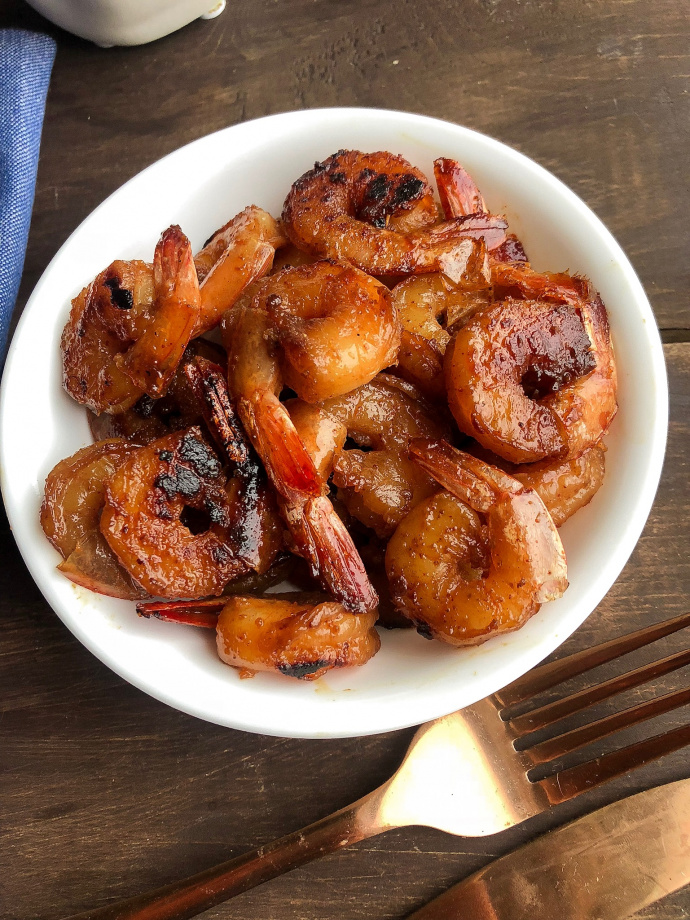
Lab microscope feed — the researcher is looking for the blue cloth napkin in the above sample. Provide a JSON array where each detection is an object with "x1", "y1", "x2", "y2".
[{"x1": 0, "y1": 29, "x2": 56, "y2": 363}]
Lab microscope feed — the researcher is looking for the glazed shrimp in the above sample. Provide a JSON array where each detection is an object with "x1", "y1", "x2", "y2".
[
  {"x1": 282, "y1": 150, "x2": 507, "y2": 282},
  {"x1": 434, "y1": 157, "x2": 487, "y2": 218},
  {"x1": 193, "y1": 206, "x2": 286, "y2": 335},
  {"x1": 468, "y1": 441, "x2": 607, "y2": 527},
  {"x1": 491, "y1": 260, "x2": 585, "y2": 305},
  {"x1": 62, "y1": 260, "x2": 154, "y2": 414},
  {"x1": 386, "y1": 439, "x2": 568, "y2": 645},
  {"x1": 41, "y1": 439, "x2": 145, "y2": 599},
  {"x1": 137, "y1": 595, "x2": 380, "y2": 681},
  {"x1": 260, "y1": 261, "x2": 401, "y2": 402},
  {"x1": 62, "y1": 227, "x2": 200, "y2": 413},
  {"x1": 101, "y1": 427, "x2": 249, "y2": 598},
  {"x1": 444, "y1": 293, "x2": 616, "y2": 463},
  {"x1": 541, "y1": 291, "x2": 617, "y2": 458},
  {"x1": 216, "y1": 596, "x2": 380, "y2": 678},
  {"x1": 87, "y1": 339, "x2": 226, "y2": 446},
  {"x1": 491, "y1": 235, "x2": 529, "y2": 264},
  {"x1": 225, "y1": 305, "x2": 378, "y2": 611},
  {"x1": 514, "y1": 444, "x2": 607, "y2": 527},
  {"x1": 320, "y1": 375, "x2": 450, "y2": 537}
]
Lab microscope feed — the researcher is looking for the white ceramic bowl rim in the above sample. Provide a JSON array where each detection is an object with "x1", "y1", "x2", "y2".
[{"x1": 0, "y1": 108, "x2": 668, "y2": 738}]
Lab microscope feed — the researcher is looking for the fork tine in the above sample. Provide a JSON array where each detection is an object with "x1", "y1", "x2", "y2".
[
  {"x1": 507, "y1": 648, "x2": 690, "y2": 734},
  {"x1": 537, "y1": 722, "x2": 690, "y2": 805},
  {"x1": 494, "y1": 612, "x2": 690, "y2": 707},
  {"x1": 524, "y1": 685, "x2": 690, "y2": 764}
]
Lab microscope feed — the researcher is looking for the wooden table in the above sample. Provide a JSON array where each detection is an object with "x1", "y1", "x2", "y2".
[{"x1": 1, "y1": 1, "x2": 688, "y2": 917}]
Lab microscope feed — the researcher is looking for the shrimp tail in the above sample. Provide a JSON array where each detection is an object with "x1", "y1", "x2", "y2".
[
  {"x1": 119, "y1": 225, "x2": 201, "y2": 398},
  {"x1": 413, "y1": 223, "x2": 498, "y2": 284},
  {"x1": 183, "y1": 357, "x2": 250, "y2": 466},
  {"x1": 183, "y1": 357, "x2": 285, "y2": 573},
  {"x1": 239, "y1": 393, "x2": 322, "y2": 504},
  {"x1": 490, "y1": 260, "x2": 586, "y2": 306},
  {"x1": 411, "y1": 438, "x2": 568, "y2": 603},
  {"x1": 194, "y1": 206, "x2": 287, "y2": 334},
  {"x1": 137, "y1": 597, "x2": 224, "y2": 627},
  {"x1": 437, "y1": 237, "x2": 491, "y2": 287},
  {"x1": 409, "y1": 438, "x2": 497, "y2": 510},
  {"x1": 434, "y1": 157, "x2": 487, "y2": 218},
  {"x1": 290, "y1": 496, "x2": 379, "y2": 614}
]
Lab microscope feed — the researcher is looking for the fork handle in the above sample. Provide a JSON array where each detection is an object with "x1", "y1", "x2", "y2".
[{"x1": 64, "y1": 789, "x2": 387, "y2": 920}]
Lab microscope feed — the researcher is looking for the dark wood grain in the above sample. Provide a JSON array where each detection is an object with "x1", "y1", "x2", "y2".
[
  {"x1": 1, "y1": 1, "x2": 689, "y2": 918},
  {"x1": 2, "y1": 0, "x2": 690, "y2": 335}
]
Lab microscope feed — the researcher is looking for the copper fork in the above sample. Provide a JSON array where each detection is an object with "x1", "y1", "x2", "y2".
[{"x1": 67, "y1": 612, "x2": 690, "y2": 920}]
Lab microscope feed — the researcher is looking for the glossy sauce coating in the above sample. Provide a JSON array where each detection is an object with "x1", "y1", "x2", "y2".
[
  {"x1": 387, "y1": 440, "x2": 568, "y2": 645},
  {"x1": 445, "y1": 299, "x2": 597, "y2": 463},
  {"x1": 321, "y1": 375, "x2": 449, "y2": 537},
  {"x1": 282, "y1": 149, "x2": 506, "y2": 281},
  {"x1": 61, "y1": 259, "x2": 154, "y2": 414},
  {"x1": 40, "y1": 439, "x2": 144, "y2": 599},
  {"x1": 262, "y1": 260, "x2": 401, "y2": 402},
  {"x1": 101, "y1": 427, "x2": 248, "y2": 598},
  {"x1": 194, "y1": 205, "x2": 286, "y2": 334},
  {"x1": 391, "y1": 269, "x2": 491, "y2": 400},
  {"x1": 216, "y1": 596, "x2": 380, "y2": 679}
]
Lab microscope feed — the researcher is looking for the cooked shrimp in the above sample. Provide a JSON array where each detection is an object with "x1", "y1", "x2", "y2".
[
  {"x1": 216, "y1": 596, "x2": 380, "y2": 679},
  {"x1": 41, "y1": 439, "x2": 145, "y2": 599},
  {"x1": 386, "y1": 439, "x2": 568, "y2": 645},
  {"x1": 260, "y1": 261, "x2": 401, "y2": 402},
  {"x1": 137, "y1": 595, "x2": 381, "y2": 680},
  {"x1": 514, "y1": 444, "x2": 607, "y2": 526},
  {"x1": 101, "y1": 427, "x2": 250, "y2": 598},
  {"x1": 225, "y1": 305, "x2": 379, "y2": 612},
  {"x1": 282, "y1": 400, "x2": 379, "y2": 614},
  {"x1": 319, "y1": 374, "x2": 450, "y2": 537},
  {"x1": 491, "y1": 234, "x2": 529, "y2": 264},
  {"x1": 542, "y1": 291, "x2": 617, "y2": 458},
  {"x1": 282, "y1": 150, "x2": 507, "y2": 281},
  {"x1": 444, "y1": 293, "x2": 616, "y2": 463},
  {"x1": 62, "y1": 226, "x2": 202, "y2": 413},
  {"x1": 391, "y1": 268, "x2": 491, "y2": 400},
  {"x1": 285, "y1": 399, "x2": 347, "y2": 479},
  {"x1": 468, "y1": 441, "x2": 607, "y2": 527},
  {"x1": 193, "y1": 205, "x2": 286, "y2": 334},
  {"x1": 61, "y1": 260, "x2": 154, "y2": 414}
]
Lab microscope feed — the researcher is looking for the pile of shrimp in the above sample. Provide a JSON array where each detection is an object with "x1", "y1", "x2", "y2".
[{"x1": 41, "y1": 149, "x2": 617, "y2": 682}]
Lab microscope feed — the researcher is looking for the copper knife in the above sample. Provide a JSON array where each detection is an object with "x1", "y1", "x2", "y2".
[{"x1": 407, "y1": 778, "x2": 690, "y2": 919}]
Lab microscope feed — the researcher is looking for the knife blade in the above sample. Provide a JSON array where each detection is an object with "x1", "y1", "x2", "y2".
[{"x1": 407, "y1": 777, "x2": 690, "y2": 920}]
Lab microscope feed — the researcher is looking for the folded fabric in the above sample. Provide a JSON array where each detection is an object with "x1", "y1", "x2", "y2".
[{"x1": 0, "y1": 29, "x2": 56, "y2": 364}]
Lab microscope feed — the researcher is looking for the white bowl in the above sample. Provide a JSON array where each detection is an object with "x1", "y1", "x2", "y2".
[
  {"x1": 24, "y1": 0, "x2": 225, "y2": 47},
  {"x1": 0, "y1": 109, "x2": 668, "y2": 738}
]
